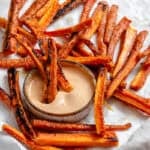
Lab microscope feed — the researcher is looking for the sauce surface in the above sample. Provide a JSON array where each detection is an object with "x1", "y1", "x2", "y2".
[{"x1": 25, "y1": 62, "x2": 95, "y2": 115}]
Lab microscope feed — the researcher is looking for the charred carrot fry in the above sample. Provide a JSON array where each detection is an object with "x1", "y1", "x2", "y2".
[
  {"x1": 130, "y1": 56, "x2": 150, "y2": 90},
  {"x1": 94, "y1": 68, "x2": 107, "y2": 134},
  {"x1": 77, "y1": 2, "x2": 106, "y2": 56},
  {"x1": 14, "y1": 34, "x2": 46, "y2": 79},
  {"x1": 34, "y1": 132, "x2": 118, "y2": 147},
  {"x1": 80, "y1": 0, "x2": 96, "y2": 22},
  {"x1": 104, "y1": 5, "x2": 118, "y2": 44},
  {"x1": 0, "y1": 17, "x2": 7, "y2": 28},
  {"x1": 46, "y1": 39, "x2": 58, "y2": 102},
  {"x1": 0, "y1": 88, "x2": 11, "y2": 108},
  {"x1": 44, "y1": 19, "x2": 92, "y2": 37},
  {"x1": 3, "y1": 0, "x2": 26, "y2": 53},
  {"x1": 58, "y1": 35, "x2": 79, "y2": 58},
  {"x1": 53, "y1": 0, "x2": 85, "y2": 22},
  {"x1": 106, "y1": 31, "x2": 148, "y2": 99},
  {"x1": 21, "y1": 0, "x2": 49, "y2": 21},
  {"x1": 97, "y1": 3, "x2": 109, "y2": 56},
  {"x1": 3, "y1": 124, "x2": 62, "y2": 150},
  {"x1": 107, "y1": 17, "x2": 131, "y2": 59},
  {"x1": 113, "y1": 26, "x2": 137, "y2": 77},
  {"x1": 114, "y1": 89, "x2": 150, "y2": 115},
  {"x1": 66, "y1": 56, "x2": 112, "y2": 68},
  {"x1": 57, "y1": 63, "x2": 73, "y2": 92},
  {"x1": 32, "y1": 119, "x2": 131, "y2": 132}
]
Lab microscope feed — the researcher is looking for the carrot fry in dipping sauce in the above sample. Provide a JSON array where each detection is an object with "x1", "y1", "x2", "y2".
[
  {"x1": 0, "y1": 88, "x2": 11, "y2": 108},
  {"x1": 107, "y1": 17, "x2": 131, "y2": 59},
  {"x1": 97, "y1": 2, "x2": 109, "y2": 56},
  {"x1": 112, "y1": 26, "x2": 137, "y2": 77},
  {"x1": 77, "y1": 2, "x2": 106, "y2": 56},
  {"x1": 34, "y1": 132, "x2": 118, "y2": 147},
  {"x1": 114, "y1": 89, "x2": 150, "y2": 115},
  {"x1": 104, "y1": 5, "x2": 118, "y2": 44},
  {"x1": 45, "y1": 19, "x2": 92, "y2": 37},
  {"x1": 46, "y1": 39, "x2": 58, "y2": 102},
  {"x1": 32, "y1": 119, "x2": 131, "y2": 132},
  {"x1": 14, "y1": 34, "x2": 46, "y2": 79},
  {"x1": 130, "y1": 56, "x2": 150, "y2": 90},
  {"x1": 57, "y1": 62, "x2": 73, "y2": 92},
  {"x1": 80, "y1": 0, "x2": 96, "y2": 22},
  {"x1": 106, "y1": 31, "x2": 148, "y2": 99},
  {"x1": 3, "y1": 0, "x2": 26, "y2": 54},
  {"x1": 94, "y1": 68, "x2": 107, "y2": 134},
  {"x1": 66, "y1": 56, "x2": 112, "y2": 68},
  {"x1": 21, "y1": 0, "x2": 49, "y2": 21},
  {"x1": 0, "y1": 17, "x2": 7, "y2": 28},
  {"x1": 3, "y1": 124, "x2": 61, "y2": 150}
]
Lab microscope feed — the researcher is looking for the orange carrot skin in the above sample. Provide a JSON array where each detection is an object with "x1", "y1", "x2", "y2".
[
  {"x1": 107, "y1": 17, "x2": 131, "y2": 59},
  {"x1": 104, "y1": 5, "x2": 119, "y2": 44}
]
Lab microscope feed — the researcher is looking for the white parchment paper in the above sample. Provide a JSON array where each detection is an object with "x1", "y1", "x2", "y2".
[{"x1": 0, "y1": 0, "x2": 150, "y2": 150}]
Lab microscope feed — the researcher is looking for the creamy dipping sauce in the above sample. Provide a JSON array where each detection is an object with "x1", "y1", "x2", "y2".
[{"x1": 24, "y1": 61, "x2": 95, "y2": 115}]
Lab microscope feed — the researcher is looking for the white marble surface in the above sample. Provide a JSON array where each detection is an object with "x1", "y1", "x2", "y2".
[{"x1": 0, "y1": 0, "x2": 150, "y2": 150}]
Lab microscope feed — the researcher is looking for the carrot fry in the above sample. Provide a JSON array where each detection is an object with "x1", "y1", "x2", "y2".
[
  {"x1": 77, "y1": 2, "x2": 106, "y2": 55},
  {"x1": 32, "y1": 119, "x2": 131, "y2": 132},
  {"x1": 94, "y1": 68, "x2": 107, "y2": 134},
  {"x1": 58, "y1": 35, "x2": 79, "y2": 58},
  {"x1": 53, "y1": 0, "x2": 85, "y2": 22},
  {"x1": 66, "y1": 56, "x2": 113, "y2": 69},
  {"x1": 8, "y1": 69, "x2": 36, "y2": 139},
  {"x1": 0, "y1": 17, "x2": 7, "y2": 28},
  {"x1": 57, "y1": 62, "x2": 73, "y2": 92},
  {"x1": 71, "y1": 50, "x2": 82, "y2": 57},
  {"x1": 104, "y1": 5, "x2": 118, "y2": 44},
  {"x1": 107, "y1": 17, "x2": 131, "y2": 59},
  {"x1": 3, "y1": 124, "x2": 62, "y2": 150},
  {"x1": 113, "y1": 26, "x2": 137, "y2": 77},
  {"x1": 21, "y1": 0, "x2": 49, "y2": 21},
  {"x1": 97, "y1": 2, "x2": 109, "y2": 56},
  {"x1": 106, "y1": 31, "x2": 148, "y2": 99},
  {"x1": 0, "y1": 88, "x2": 11, "y2": 108},
  {"x1": 3, "y1": 0, "x2": 26, "y2": 53},
  {"x1": 14, "y1": 34, "x2": 46, "y2": 79},
  {"x1": 80, "y1": 0, "x2": 96, "y2": 22},
  {"x1": 46, "y1": 39, "x2": 58, "y2": 102},
  {"x1": 114, "y1": 89, "x2": 150, "y2": 115},
  {"x1": 44, "y1": 19, "x2": 92, "y2": 37},
  {"x1": 34, "y1": 132, "x2": 118, "y2": 147},
  {"x1": 130, "y1": 56, "x2": 150, "y2": 90}
]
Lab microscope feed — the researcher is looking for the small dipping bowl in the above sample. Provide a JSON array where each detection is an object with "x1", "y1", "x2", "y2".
[{"x1": 23, "y1": 60, "x2": 96, "y2": 122}]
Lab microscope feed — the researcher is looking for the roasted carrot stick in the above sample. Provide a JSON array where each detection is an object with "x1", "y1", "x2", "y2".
[
  {"x1": 44, "y1": 19, "x2": 92, "y2": 37},
  {"x1": 71, "y1": 50, "x2": 82, "y2": 57},
  {"x1": 106, "y1": 31, "x2": 148, "y2": 99},
  {"x1": 32, "y1": 119, "x2": 131, "y2": 132},
  {"x1": 112, "y1": 26, "x2": 137, "y2": 77},
  {"x1": 3, "y1": 0, "x2": 26, "y2": 54},
  {"x1": 46, "y1": 39, "x2": 58, "y2": 102},
  {"x1": 66, "y1": 56, "x2": 112, "y2": 68},
  {"x1": 57, "y1": 62, "x2": 73, "y2": 92},
  {"x1": 77, "y1": 2, "x2": 106, "y2": 56},
  {"x1": 94, "y1": 68, "x2": 107, "y2": 134},
  {"x1": 104, "y1": 5, "x2": 118, "y2": 44},
  {"x1": 34, "y1": 132, "x2": 118, "y2": 147},
  {"x1": 14, "y1": 34, "x2": 46, "y2": 79},
  {"x1": 80, "y1": 0, "x2": 96, "y2": 22},
  {"x1": 107, "y1": 17, "x2": 131, "y2": 59},
  {"x1": 97, "y1": 2, "x2": 109, "y2": 56},
  {"x1": 0, "y1": 17, "x2": 7, "y2": 28},
  {"x1": 3, "y1": 124, "x2": 62, "y2": 150},
  {"x1": 130, "y1": 56, "x2": 150, "y2": 90},
  {"x1": 0, "y1": 88, "x2": 11, "y2": 108},
  {"x1": 114, "y1": 89, "x2": 150, "y2": 115}
]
